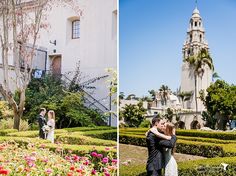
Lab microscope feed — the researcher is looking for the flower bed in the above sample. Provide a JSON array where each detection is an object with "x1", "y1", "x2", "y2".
[{"x1": 0, "y1": 142, "x2": 117, "y2": 176}]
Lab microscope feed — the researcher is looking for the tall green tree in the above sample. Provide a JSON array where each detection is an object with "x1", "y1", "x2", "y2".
[
  {"x1": 148, "y1": 90, "x2": 156, "y2": 101},
  {"x1": 212, "y1": 72, "x2": 220, "y2": 82},
  {"x1": 177, "y1": 91, "x2": 193, "y2": 108},
  {"x1": 185, "y1": 48, "x2": 214, "y2": 115},
  {"x1": 199, "y1": 80, "x2": 236, "y2": 130},
  {"x1": 120, "y1": 102, "x2": 146, "y2": 127}
]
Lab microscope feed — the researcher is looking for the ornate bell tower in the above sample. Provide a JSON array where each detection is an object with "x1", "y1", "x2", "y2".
[{"x1": 180, "y1": 7, "x2": 213, "y2": 111}]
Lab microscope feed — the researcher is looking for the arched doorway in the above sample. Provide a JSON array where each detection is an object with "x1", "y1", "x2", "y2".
[
  {"x1": 191, "y1": 120, "x2": 201, "y2": 129},
  {"x1": 177, "y1": 121, "x2": 185, "y2": 129}
]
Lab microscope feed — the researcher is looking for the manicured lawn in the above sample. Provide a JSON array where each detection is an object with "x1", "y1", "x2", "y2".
[{"x1": 119, "y1": 144, "x2": 206, "y2": 176}]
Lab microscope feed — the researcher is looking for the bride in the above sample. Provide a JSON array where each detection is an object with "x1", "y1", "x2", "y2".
[
  {"x1": 150, "y1": 122, "x2": 178, "y2": 176},
  {"x1": 46, "y1": 110, "x2": 55, "y2": 143}
]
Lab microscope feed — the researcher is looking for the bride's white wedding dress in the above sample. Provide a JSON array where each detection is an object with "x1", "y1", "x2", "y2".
[
  {"x1": 46, "y1": 119, "x2": 55, "y2": 143},
  {"x1": 164, "y1": 148, "x2": 178, "y2": 176}
]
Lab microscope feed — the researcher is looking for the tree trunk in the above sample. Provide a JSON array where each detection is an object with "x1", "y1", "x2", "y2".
[
  {"x1": 13, "y1": 111, "x2": 21, "y2": 131},
  {"x1": 194, "y1": 74, "x2": 198, "y2": 119}
]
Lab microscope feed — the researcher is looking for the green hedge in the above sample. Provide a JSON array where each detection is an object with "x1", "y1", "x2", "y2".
[
  {"x1": 56, "y1": 132, "x2": 117, "y2": 146},
  {"x1": 177, "y1": 136, "x2": 236, "y2": 144},
  {"x1": 64, "y1": 126, "x2": 116, "y2": 132},
  {"x1": 6, "y1": 129, "x2": 68, "y2": 138},
  {"x1": 120, "y1": 128, "x2": 236, "y2": 140},
  {"x1": 0, "y1": 136, "x2": 51, "y2": 146},
  {"x1": 0, "y1": 129, "x2": 18, "y2": 136},
  {"x1": 119, "y1": 134, "x2": 236, "y2": 157},
  {"x1": 83, "y1": 129, "x2": 117, "y2": 141},
  {"x1": 120, "y1": 157, "x2": 236, "y2": 176}
]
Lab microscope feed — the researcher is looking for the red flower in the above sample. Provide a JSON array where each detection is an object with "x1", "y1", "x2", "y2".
[
  {"x1": 70, "y1": 165, "x2": 75, "y2": 171},
  {"x1": 76, "y1": 169, "x2": 82, "y2": 173},
  {"x1": 0, "y1": 169, "x2": 10, "y2": 175},
  {"x1": 73, "y1": 155, "x2": 80, "y2": 161},
  {"x1": 91, "y1": 169, "x2": 96, "y2": 175},
  {"x1": 67, "y1": 172, "x2": 73, "y2": 176}
]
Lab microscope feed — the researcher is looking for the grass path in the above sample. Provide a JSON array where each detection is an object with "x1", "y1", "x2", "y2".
[{"x1": 120, "y1": 144, "x2": 206, "y2": 175}]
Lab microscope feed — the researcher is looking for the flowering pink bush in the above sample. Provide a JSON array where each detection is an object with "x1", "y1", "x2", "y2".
[{"x1": 0, "y1": 142, "x2": 117, "y2": 175}]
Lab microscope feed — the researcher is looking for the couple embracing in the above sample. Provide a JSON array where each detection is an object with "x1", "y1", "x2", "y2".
[
  {"x1": 146, "y1": 116, "x2": 178, "y2": 176},
  {"x1": 37, "y1": 108, "x2": 55, "y2": 143}
]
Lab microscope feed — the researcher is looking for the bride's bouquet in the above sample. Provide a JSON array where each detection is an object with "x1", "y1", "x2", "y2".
[{"x1": 42, "y1": 125, "x2": 52, "y2": 133}]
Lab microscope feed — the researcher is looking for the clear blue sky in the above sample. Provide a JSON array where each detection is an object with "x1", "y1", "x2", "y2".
[{"x1": 120, "y1": 0, "x2": 236, "y2": 97}]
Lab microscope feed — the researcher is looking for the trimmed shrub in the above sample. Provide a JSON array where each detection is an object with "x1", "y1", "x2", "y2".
[
  {"x1": 0, "y1": 129, "x2": 18, "y2": 136},
  {"x1": 177, "y1": 136, "x2": 236, "y2": 144},
  {"x1": 64, "y1": 126, "x2": 116, "y2": 132},
  {"x1": 178, "y1": 156, "x2": 236, "y2": 176},
  {"x1": 120, "y1": 156, "x2": 236, "y2": 176},
  {"x1": 7, "y1": 129, "x2": 68, "y2": 138},
  {"x1": 139, "y1": 120, "x2": 151, "y2": 128},
  {"x1": 119, "y1": 134, "x2": 233, "y2": 157},
  {"x1": 0, "y1": 136, "x2": 51, "y2": 146},
  {"x1": 120, "y1": 128, "x2": 236, "y2": 140},
  {"x1": 56, "y1": 132, "x2": 117, "y2": 146},
  {"x1": 83, "y1": 129, "x2": 117, "y2": 141}
]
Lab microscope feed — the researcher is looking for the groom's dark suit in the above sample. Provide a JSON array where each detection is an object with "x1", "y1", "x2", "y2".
[
  {"x1": 146, "y1": 131, "x2": 177, "y2": 176},
  {"x1": 38, "y1": 115, "x2": 46, "y2": 139}
]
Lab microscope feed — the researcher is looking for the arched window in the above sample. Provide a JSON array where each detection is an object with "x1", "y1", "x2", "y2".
[
  {"x1": 199, "y1": 22, "x2": 201, "y2": 27},
  {"x1": 72, "y1": 20, "x2": 80, "y2": 39},
  {"x1": 190, "y1": 34, "x2": 192, "y2": 42},
  {"x1": 195, "y1": 21, "x2": 197, "y2": 27},
  {"x1": 200, "y1": 34, "x2": 202, "y2": 42}
]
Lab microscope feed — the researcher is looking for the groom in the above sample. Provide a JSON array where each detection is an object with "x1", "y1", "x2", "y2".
[
  {"x1": 37, "y1": 108, "x2": 47, "y2": 139},
  {"x1": 146, "y1": 117, "x2": 177, "y2": 176}
]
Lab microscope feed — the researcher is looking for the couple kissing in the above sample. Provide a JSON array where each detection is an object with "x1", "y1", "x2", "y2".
[{"x1": 146, "y1": 116, "x2": 178, "y2": 176}]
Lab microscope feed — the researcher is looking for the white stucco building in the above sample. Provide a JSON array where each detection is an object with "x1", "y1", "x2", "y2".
[
  {"x1": 181, "y1": 7, "x2": 213, "y2": 112},
  {"x1": 0, "y1": 0, "x2": 117, "y2": 126}
]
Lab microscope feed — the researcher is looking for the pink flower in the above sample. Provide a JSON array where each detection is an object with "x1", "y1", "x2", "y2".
[
  {"x1": 102, "y1": 157, "x2": 109, "y2": 163},
  {"x1": 105, "y1": 147, "x2": 110, "y2": 151},
  {"x1": 91, "y1": 169, "x2": 96, "y2": 175},
  {"x1": 31, "y1": 152, "x2": 37, "y2": 156},
  {"x1": 27, "y1": 162, "x2": 35, "y2": 167},
  {"x1": 45, "y1": 168, "x2": 53, "y2": 174},
  {"x1": 91, "y1": 152, "x2": 98, "y2": 157},
  {"x1": 104, "y1": 172, "x2": 110, "y2": 176},
  {"x1": 112, "y1": 159, "x2": 117, "y2": 163},
  {"x1": 83, "y1": 160, "x2": 89, "y2": 165},
  {"x1": 73, "y1": 155, "x2": 80, "y2": 161},
  {"x1": 30, "y1": 157, "x2": 36, "y2": 161},
  {"x1": 97, "y1": 154, "x2": 103, "y2": 158}
]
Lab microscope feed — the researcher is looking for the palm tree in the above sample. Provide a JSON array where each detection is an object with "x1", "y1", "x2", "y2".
[
  {"x1": 177, "y1": 91, "x2": 193, "y2": 108},
  {"x1": 212, "y1": 72, "x2": 220, "y2": 82},
  {"x1": 148, "y1": 89, "x2": 156, "y2": 101},
  {"x1": 159, "y1": 85, "x2": 171, "y2": 106},
  {"x1": 185, "y1": 48, "x2": 214, "y2": 115}
]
